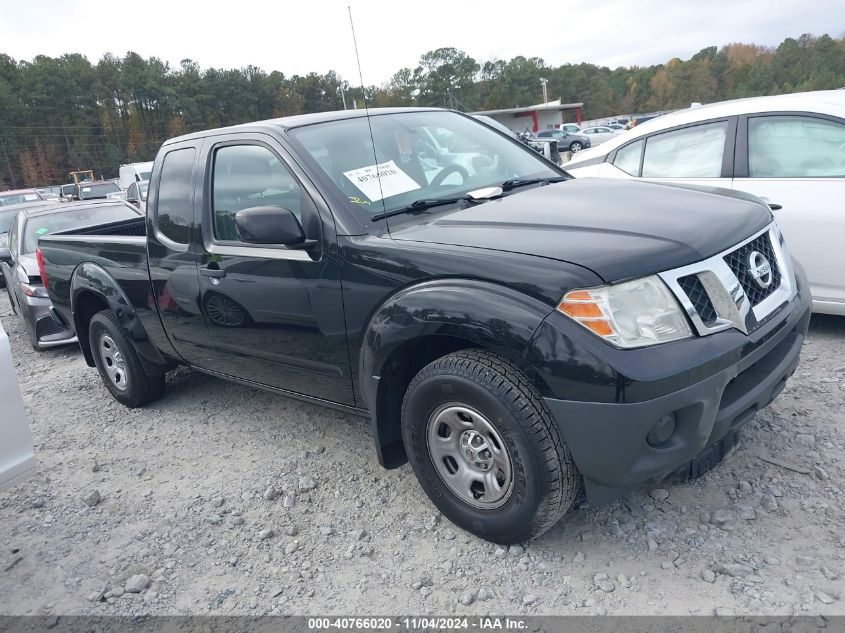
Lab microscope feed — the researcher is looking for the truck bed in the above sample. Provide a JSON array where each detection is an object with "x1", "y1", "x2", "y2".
[{"x1": 38, "y1": 216, "x2": 152, "y2": 342}]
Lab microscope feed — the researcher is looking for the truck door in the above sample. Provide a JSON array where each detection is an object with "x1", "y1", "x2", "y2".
[
  {"x1": 146, "y1": 142, "x2": 208, "y2": 366},
  {"x1": 191, "y1": 135, "x2": 354, "y2": 406}
]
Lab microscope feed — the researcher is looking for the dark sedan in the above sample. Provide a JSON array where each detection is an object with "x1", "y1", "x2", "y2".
[
  {"x1": 535, "y1": 129, "x2": 592, "y2": 152},
  {"x1": 0, "y1": 200, "x2": 141, "y2": 350}
]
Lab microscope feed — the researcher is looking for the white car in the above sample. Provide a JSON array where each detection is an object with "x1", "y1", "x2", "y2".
[
  {"x1": 579, "y1": 125, "x2": 621, "y2": 145},
  {"x1": 0, "y1": 318, "x2": 36, "y2": 492},
  {"x1": 565, "y1": 90, "x2": 845, "y2": 315}
]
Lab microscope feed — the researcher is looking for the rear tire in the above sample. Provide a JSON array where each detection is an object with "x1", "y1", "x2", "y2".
[
  {"x1": 89, "y1": 310, "x2": 164, "y2": 408},
  {"x1": 401, "y1": 350, "x2": 579, "y2": 544}
]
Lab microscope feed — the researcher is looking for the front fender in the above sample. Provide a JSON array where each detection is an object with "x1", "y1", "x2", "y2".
[
  {"x1": 359, "y1": 278, "x2": 554, "y2": 411},
  {"x1": 70, "y1": 263, "x2": 171, "y2": 374}
]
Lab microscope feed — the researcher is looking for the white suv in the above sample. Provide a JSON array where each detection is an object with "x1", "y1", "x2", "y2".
[{"x1": 565, "y1": 90, "x2": 845, "y2": 315}]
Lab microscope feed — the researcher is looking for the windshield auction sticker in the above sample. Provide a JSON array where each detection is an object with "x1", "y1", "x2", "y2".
[{"x1": 343, "y1": 160, "x2": 421, "y2": 202}]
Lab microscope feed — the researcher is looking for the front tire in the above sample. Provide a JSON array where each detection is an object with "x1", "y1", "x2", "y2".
[
  {"x1": 89, "y1": 310, "x2": 165, "y2": 408},
  {"x1": 569, "y1": 141, "x2": 583, "y2": 152},
  {"x1": 401, "y1": 350, "x2": 579, "y2": 544}
]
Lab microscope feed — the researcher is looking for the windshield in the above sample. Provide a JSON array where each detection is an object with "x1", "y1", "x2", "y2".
[
  {"x1": 78, "y1": 182, "x2": 121, "y2": 199},
  {"x1": 288, "y1": 111, "x2": 560, "y2": 216},
  {"x1": 22, "y1": 205, "x2": 138, "y2": 254},
  {"x1": 0, "y1": 192, "x2": 41, "y2": 207},
  {"x1": 138, "y1": 171, "x2": 152, "y2": 182}
]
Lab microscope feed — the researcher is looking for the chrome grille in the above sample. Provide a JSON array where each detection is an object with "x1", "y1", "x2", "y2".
[
  {"x1": 659, "y1": 223, "x2": 795, "y2": 337},
  {"x1": 677, "y1": 275, "x2": 717, "y2": 326},
  {"x1": 723, "y1": 233, "x2": 781, "y2": 306}
]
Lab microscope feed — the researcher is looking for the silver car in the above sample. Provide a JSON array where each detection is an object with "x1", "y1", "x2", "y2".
[{"x1": 1, "y1": 200, "x2": 141, "y2": 350}]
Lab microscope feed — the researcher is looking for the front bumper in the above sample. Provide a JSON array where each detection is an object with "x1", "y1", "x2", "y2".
[
  {"x1": 537, "y1": 265, "x2": 811, "y2": 504},
  {"x1": 19, "y1": 293, "x2": 77, "y2": 349}
]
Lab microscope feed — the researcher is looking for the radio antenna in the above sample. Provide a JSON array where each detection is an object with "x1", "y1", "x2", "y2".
[{"x1": 348, "y1": 5, "x2": 386, "y2": 218}]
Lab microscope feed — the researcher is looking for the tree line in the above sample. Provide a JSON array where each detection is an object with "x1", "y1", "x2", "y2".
[{"x1": 1, "y1": 33, "x2": 843, "y2": 189}]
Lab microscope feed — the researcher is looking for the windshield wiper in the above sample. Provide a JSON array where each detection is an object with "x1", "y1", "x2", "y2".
[
  {"x1": 371, "y1": 196, "x2": 474, "y2": 221},
  {"x1": 500, "y1": 176, "x2": 568, "y2": 191}
]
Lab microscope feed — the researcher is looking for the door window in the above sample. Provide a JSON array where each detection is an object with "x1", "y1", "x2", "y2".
[
  {"x1": 641, "y1": 121, "x2": 727, "y2": 178},
  {"x1": 612, "y1": 139, "x2": 643, "y2": 176},
  {"x1": 212, "y1": 145, "x2": 304, "y2": 242},
  {"x1": 748, "y1": 116, "x2": 845, "y2": 178},
  {"x1": 156, "y1": 148, "x2": 196, "y2": 244}
]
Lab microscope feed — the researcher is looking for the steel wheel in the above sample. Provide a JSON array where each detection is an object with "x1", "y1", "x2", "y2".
[
  {"x1": 426, "y1": 403, "x2": 513, "y2": 509},
  {"x1": 205, "y1": 294, "x2": 246, "y2": 327},
  {"x1": 98, "y1": 334, "x2": 129, "y2": 391},
  {"x1": 570, "y1": 141, "x2": 583, "y2": 152}
]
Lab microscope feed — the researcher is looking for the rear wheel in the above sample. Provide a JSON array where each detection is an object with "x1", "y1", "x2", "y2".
[
  {"x1": 401, "y1": 350, "x2": 579, "y2": 544},
  {"x1": 89, "y1": 310, "x2": 164, "y2": 407}
]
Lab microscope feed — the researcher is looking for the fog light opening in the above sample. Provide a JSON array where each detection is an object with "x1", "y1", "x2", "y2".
[{"x1": 647, "y1": 414, "x2": 676, "y2": 447}]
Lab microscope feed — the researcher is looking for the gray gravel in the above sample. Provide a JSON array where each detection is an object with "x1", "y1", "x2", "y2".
[{"x1": 0, "y1": 293, "x2": 843, "y2": 616}]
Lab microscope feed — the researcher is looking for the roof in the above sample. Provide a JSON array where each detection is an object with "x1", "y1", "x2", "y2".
[
  {"x1": 568, "y1": 89, "x2": 845, "y2": 165},
  {"x1": 164, "y1": 107, "x2": 449, "y2": 145},
  {"x1": 471, "y1": 102, "x2": 584, "y2": 117}
]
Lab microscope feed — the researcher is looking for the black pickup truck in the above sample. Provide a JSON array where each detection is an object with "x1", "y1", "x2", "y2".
[{"x1": 38, "y1": 108, "x2": 811, "y2": 544}]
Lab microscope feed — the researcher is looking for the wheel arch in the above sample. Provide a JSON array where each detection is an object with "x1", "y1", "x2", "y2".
[
  {"x1": 359, "y1": 279, "x2": 554, "y2": 469},
  {"x1": 70, "y1": 263, "x2": 172, "y2": 375}
]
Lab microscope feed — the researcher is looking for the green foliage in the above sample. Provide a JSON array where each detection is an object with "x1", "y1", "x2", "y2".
[{"x1": 1, "y1": 34, "x2": 843, "y2": 188}]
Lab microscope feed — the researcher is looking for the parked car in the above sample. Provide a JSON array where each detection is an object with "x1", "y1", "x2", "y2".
[
  {"x1": 59, "y1": 183, "x2": 75, "y2": 201},
  {"x1": 565, "y1": 89, "x2": 845, "y2": 315},
  {"x1": 38, "y1": 107, "x2": 809, "y2": 544},
  {"x1": 0, "y1": 318, "x2": 36, "y2": 492},
  {"x1": 579, "y1": 125, "x2": 622, "y2": 145},
  {"x1": 560, "y1": 123, "x2": 581, "y2": 134},
  {"x1": 1, "y1": 200, "x2": 142, "y2": 350},
  {"x1": 126, "y1": 180, "x2": 149, "y2": 212},
  {"x1": 535, "y1": 129, "x2": 591, "y2": 152},
  {"x1": 0, "y1": 189, "x2": 44, "y2": 207},
  {"x1": 607, "y1": 123, "x2": 626, "y2": 131},
  {"x1": 118, "y1": 162, "x2": 154, "y2": 189},
  {"x1": 37, "y1": 186, "x2": 62, "y2": 200},
  {"x1": 0, "y1": 201, "x2": 55, "y2": 289},
  {"x1": 73, "y1": 180, "x2": 124, "y2": 201}
]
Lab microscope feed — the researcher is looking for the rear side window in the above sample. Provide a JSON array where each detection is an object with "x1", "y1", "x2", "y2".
[
  {"x1": 748, "y1": 116, "x2": 845, "y2": 178},
  {"x1": 641, "y1": 121, "x2": 727, "y2": 178},
  {"x1": 612, "y1": 140, "x2": 643, "y2": 176},
  {"x1": 156, "y1": 148, "x2": 196, "y2": 244},
  {"x1": 212, "y1": 145, "x2": 303, "y2": 242}
]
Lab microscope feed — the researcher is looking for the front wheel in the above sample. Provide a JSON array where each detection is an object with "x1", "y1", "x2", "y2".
[
  {"x1": 89, "y1": 310, "x2": 165, "y2": 408},
  {"x1": 401, "y1": 350, "x2": 579, "y2": 544},
  {"x1": 569, "y1": 141, "x2": 583, "y2": 152}
]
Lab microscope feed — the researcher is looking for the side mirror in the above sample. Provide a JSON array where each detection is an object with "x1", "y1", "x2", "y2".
[{"x1": 235, "y1": 205, "x2": 315, "y2": 249}]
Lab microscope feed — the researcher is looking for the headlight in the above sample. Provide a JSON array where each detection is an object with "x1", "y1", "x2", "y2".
[{"x1": 557, "y1": 276, "x2": 692, "y2": 348}]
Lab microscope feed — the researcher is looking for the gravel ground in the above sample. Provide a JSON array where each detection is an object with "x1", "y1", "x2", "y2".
[{"x1": 0, "y1": 292, "x2": 843, "y2": 617}]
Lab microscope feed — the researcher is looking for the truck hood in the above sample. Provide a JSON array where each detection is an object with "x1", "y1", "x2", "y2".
[{"x1": 389, "y1": 178, "x2": 772, "y2": 282}]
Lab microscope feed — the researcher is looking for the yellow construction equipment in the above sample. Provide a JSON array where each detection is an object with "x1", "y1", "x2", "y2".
[{"x1": 69, "y1": 170, "x2": 95, "y2": 185}]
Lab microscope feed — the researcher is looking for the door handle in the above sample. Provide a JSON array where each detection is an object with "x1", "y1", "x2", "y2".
[{"x1": 200, "y1": 268, "x2": 226, "y2": 278}]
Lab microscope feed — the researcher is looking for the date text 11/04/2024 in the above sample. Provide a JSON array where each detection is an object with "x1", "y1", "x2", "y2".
[{"x1": 306, "y1": 617, "x2": 528, "y2": 630}]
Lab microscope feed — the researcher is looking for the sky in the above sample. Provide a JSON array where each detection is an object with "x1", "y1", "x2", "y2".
[{"x1": 1, "y1": 0, "x2": 843, "y2": 86}]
